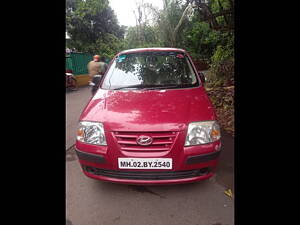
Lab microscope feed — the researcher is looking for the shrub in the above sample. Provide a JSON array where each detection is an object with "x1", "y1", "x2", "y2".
[{"x1": 208, "y1": 34, "x2": 234, "y2": 87}]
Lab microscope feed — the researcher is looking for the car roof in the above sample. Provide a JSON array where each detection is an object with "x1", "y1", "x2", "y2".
[{"x1": 118, "y1": 47, "x2": 186, "y2": 55}]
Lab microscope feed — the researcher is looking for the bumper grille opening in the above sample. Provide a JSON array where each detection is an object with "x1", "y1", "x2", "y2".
[{"x1": 82, "y1": 166, "x2": 210, "y2": 180}]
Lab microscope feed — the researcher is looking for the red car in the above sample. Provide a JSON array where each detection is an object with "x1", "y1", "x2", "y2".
[{"x1": 75, "y1": 48, "x2": 221, "y2": 185}]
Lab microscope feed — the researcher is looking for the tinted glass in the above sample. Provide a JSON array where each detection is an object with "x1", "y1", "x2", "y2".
[{"x1": 101, "y1": 51, "x2": 199, "y2": 90}]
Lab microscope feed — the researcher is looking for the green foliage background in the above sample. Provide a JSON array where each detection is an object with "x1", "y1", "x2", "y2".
[
  {"x1": 66, "y1": 0, "x2": 234, "y2": 85},
  {"x1": 66, "y1": 0, "x2": 234, "y2": 134}
]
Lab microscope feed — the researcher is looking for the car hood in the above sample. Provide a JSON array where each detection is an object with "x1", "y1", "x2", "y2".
[{"x1": 80, "y1": 87, "x2": 216, "y2": 132}]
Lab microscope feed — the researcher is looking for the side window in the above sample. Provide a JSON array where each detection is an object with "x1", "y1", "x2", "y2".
[{"x1": 185, "y1": 57, "x2": 197, "y2": 84}]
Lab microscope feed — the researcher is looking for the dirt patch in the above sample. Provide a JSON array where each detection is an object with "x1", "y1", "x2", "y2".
[{"x1": 206, "y1": 86, "x2": 234, "y2": 137}]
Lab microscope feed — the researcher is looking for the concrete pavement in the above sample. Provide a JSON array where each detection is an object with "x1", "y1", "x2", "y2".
[
  {"x1": 66, "y1": 86, "x2": 234, "y2": 225},
  {"x1": 66, "y1": 86, "x2": 92, "y2": 150}
]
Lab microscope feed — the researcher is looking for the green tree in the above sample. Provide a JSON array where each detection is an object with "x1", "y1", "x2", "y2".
[
  {"x1": 181, "y1": 19, "x2": 219, "y2": 60},
  {"x1": 124, "y1": 25, "x2": 162, "y2": 49},
  {"x1": 66, "y1": 0, "x2": 125, "y2": 57},
  {"x1": 150, "y1": 0, "x2": 189, "y2": 47}
]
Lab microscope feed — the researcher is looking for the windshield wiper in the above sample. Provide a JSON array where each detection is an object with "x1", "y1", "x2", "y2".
[
  {"x1": 112, "y1": 84, "x2": 193, "y2": 90},
  {"x1": 112, "y1": 84, "x2": 151, "y2": 90},
  {"x1": 145, "y1": 84, "x2": 192, "y2": 90}
]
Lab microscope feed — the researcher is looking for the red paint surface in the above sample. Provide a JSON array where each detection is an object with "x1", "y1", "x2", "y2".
[{"x1": 75, "y1": 48, "x2": 221, "y2": 184}]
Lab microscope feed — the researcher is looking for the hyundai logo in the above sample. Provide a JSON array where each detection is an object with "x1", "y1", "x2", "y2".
[{"x1": 136, "y1": 135, "x2": 153, "y2": 146}]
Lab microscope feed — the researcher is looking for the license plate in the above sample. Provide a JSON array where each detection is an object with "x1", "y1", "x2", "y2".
[{"x1": 118, "y1": 158, "x2": 172, "y2": 169}]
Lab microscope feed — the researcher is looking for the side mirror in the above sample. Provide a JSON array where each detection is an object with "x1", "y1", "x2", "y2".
[{"x1": 198, "y1": 71, "x2": 206, "y2": 83}]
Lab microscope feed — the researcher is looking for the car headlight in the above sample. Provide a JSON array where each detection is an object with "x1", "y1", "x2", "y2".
[
  {"x1": 77, "y1": 121, "x2": 107, "y2": 145},
  {"x1": 185, "y1": 121, "x2": 221, "y2": 146}
]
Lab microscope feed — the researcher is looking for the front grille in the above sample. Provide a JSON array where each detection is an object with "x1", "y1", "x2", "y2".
[
  {"x1": 83, "y1": 166, "x2": 210, "y2": 180},
  {"x1": 113, "y1": 131, "x2": 178, "y2": 152}
]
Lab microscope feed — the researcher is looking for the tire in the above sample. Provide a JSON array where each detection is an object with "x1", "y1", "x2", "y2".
[{"x1": 70, "y1": 77, "x2": 78, "y2": 91}]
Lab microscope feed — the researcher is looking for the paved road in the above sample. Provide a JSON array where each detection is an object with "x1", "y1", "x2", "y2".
[
  {"x1": 66, "y1": 87, "x2": 234, "y2": 225},
  {"x1": 66, "y1": 86, "x2": 92, "y2": 150}
]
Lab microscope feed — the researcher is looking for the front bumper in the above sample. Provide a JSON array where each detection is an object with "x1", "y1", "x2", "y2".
[{"x1": 74, "y1": 143, "x2": 221, "y2": 185}]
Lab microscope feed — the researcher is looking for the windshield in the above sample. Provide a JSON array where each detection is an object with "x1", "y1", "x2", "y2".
[{"x1": 101, "y1": 51, "x2": 199, "y2": 90}]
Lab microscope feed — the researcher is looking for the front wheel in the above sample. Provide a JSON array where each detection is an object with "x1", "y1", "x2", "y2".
[{"x1": 70, "y1": 77, "x2": 78, "y2": 91}]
